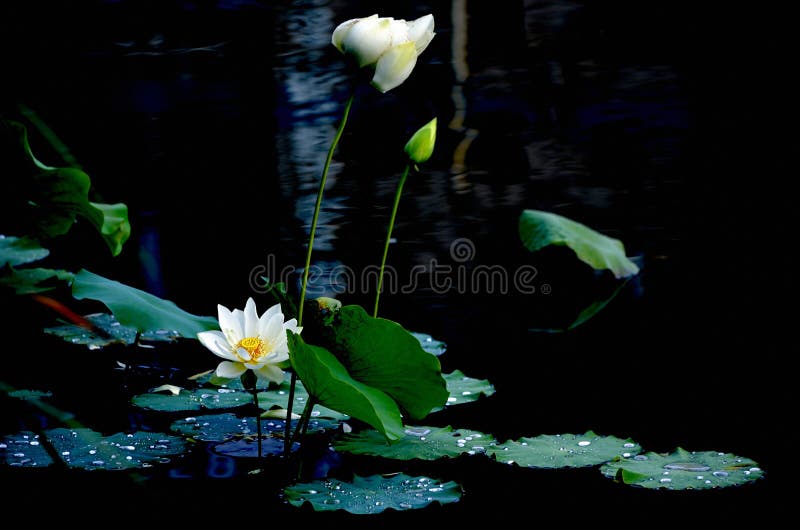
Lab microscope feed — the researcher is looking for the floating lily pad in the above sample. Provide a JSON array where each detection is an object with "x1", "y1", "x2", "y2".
[
  {"x1": 190, "y1": 371, "x2": 246, "y2": 390},
  {"x1": 285, "y1": 474, "x2": 462, "y2": 514},
  {"x1": 334, "y1": 426, "x2": 494, "y2": 461},
  {"x1": 7, "y1": 389, "x2": 53, "y2": 400},
  {"x1": 136, "y1": 377, "x2": 349, "y2": 420},
  {"x1": 257, "y1": 380, "x2": 349, "y2": 421},
  {"x1": 438, "y1": 370, "x2": 495, "y2": 410},
  {"x1": 171, "y1": 413, "x2": 273, "y2": 442},
  {"x1": 132, "y1": 387, "x2": 251, "y2": 412},
  {"x1": 1, "y1": 431, "x2": 53, "y2": 467},
  {"x1": 1, "y1": 428, "x2": 185, "y2": 470},
  {"x1": 170, "y1": 413, "x2": 339, "y2": 443},
  {"x1": 44, "y1": 313, "x2": 181, "y2": 349},
  {"x1": 214, "y1": 437, "x2": 297, "y2": 458},
  {"x1": 411, "y1": 332, "x2": 447, "y2": 356},
  {"x1": 487, "y1": 431, "x2": 641, "y2": 469},
  {"x1": 600, "y1": 448, "x2": 765, "y2": 490}
]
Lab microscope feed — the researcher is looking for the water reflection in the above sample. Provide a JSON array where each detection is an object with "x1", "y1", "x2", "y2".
[{"x1": 269, "y1": 0, "x2": 688, "y2": 302}]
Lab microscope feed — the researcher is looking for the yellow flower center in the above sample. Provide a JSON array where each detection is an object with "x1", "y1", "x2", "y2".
[{"x1": 236, "y1": 336, "x2": 266, "y2": 362}]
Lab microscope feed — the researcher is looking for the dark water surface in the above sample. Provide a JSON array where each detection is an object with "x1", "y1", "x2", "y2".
[{"x1": 1, "y1": 0, "x2": 791, "y2": 525}]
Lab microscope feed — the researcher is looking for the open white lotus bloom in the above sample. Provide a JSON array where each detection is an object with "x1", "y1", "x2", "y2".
[
  {"x1": 197, "y1": 298, "x2": 301, "y2": 384},
  {"x1": 332, "y1": 13, "x2": 435, "y2": 92}
]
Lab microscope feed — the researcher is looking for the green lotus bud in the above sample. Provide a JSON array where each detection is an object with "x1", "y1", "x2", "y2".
[{"x1": 404, "y1": 118, "x2": 437, "y2": 164}]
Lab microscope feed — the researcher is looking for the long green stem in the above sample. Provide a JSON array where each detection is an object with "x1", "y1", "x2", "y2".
[
  {"x1": 284, "y1": 92, "x2": 355, "y2": 458},
  {"x1": 282, "y1": 373, "x2": 298, "y2": 456},
  {"x1": 252, "y1": 390, "x2": 262, "y2": 458},
  {"x1": 292, "y1": 397, "x2": 317, "y2": 442},
  {"x1": 298, "y1": 92, "x2": 355, "y2": 325},
  {"x1": 374, "y1": 164, "x2": 411, "y2": 317}
]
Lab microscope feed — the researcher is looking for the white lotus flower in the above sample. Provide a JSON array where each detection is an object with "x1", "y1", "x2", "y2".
[
  {"x1": 332, "y1": 13, "x2": 435, "y2": 92},
  {"x1": 197, "y1": 298, "x2": 301, "y2": 384}
]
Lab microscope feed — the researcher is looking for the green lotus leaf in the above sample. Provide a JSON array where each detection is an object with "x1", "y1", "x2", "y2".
[
  {"x1": 0, "y1": 236, "x2": 49, "y2": 267},
  {"x1": 170, "y1": 413, "x2": 338, "y2": 443},
  {"x1": 44, "y1": 313, "x2": 182, "y2": 348},
  {"x1": 334, "y1": 425, "x2": 494, "y2": 461},
  {"x1": 1, "y1": 429, "x2": 185, "y2": 470},
  {"x1": 288, "y1": 333, "x2": 404, "y2": 441},
  {"x1": 488, "y1": 431, "x2": 641, "y2": 469},
  {"x1": 285, "y1": 474, "x2": 462, "y2": 514},
  {"x1": 519, "y1": 209, "x2": 639, "y2": 278},
  {"x1": 7, "y1": 389, "x2": 53, "y2": 400},
  {"x1": 321, "y1": 305, "x2": 448, "y2": 420},
  {"x1": 132, "y1": 388, "x2": 251, "y2": 412},
  {"x1": 411, "y1": 331, "x2": 447, "y2": 356},
  {"x1": 72, "y1": 270, "x2": 217, "y2": 338},
  {"x1": 600, "y1": 448, "x2": 765, "y2": 490},
  {"x1": 436, "y1": 370, "x2": 495, "y2": 411},
  {"x1": 257, "y1": 380, "x2": 349, "y2": 421}
]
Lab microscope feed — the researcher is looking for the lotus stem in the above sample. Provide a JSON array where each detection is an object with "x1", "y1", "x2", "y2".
[{"x1": 374, "y1": 163, "x2": 411, "y2": 317}]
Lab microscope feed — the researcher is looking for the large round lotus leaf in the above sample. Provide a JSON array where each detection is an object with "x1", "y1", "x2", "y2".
[
  {"x1": 170, "y1": 413, "x2": 339, "y2": 443},
  {"x1": 44, "y1": 313, "x2": 181, "y2": 348},
  {"x1": 285, "y1": 474, "x2": 462, "y2": 514},
  {"x1": 600, "y1": 448, "x2": 765, "y2": 490},
  {"x1": 334, "y1": 426, "x2": 494, "y2": 461},
  {"x1": 488, "y1": 431, "x2": 641, "y2": 469},
  {"x1": 1, "y1": 429, "x2": 185, "y2": 470},
  {"x1": 132, "y1": 388, "x2": 251, "y2": 412},
  {"x1": 411, "y1": 332, "x2": 447, "y2": 356}
]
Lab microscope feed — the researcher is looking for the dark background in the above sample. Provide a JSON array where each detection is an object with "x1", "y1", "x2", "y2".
[{"x1": 0, "y1": 0, "x2": 792, "y2": 525}]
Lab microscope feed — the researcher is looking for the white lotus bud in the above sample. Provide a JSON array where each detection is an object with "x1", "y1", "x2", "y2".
[{"x1": 331, "y1": 13, "x2": 435, "y2": 92}]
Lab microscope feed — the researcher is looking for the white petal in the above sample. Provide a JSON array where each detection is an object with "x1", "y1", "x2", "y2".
[
  {"x1": 372, "y1": 41, "x2": 417, "y2": 93},
  {"x1": 283, "y1": 318, "x2": 301, "y2": 334},
  {"x1": 264, "y1": 348, "x2": 289, "y2": 364},
  {"x1": 408, "y1": 14, "x2": 435, "y2": 54},
  {"x1": 218, "y1": 304, "x2": 242, "y2": 344},
  {"x1": 255, "y1": 364, "x2": 285, "y2": 384},
  {"x1": 243, "y1": 297, "x2": 259, "y2": 337},
  {"x1": 237, "y1": 347, "x2": 252, "y2": 362},
  {"x1": 232, "y1": 309, "x2": 245, "y2": 330},
  {"x1": 258, "y1": 303, "x2": 283, "y2": 334},
  {"x1": 342, "y1": 15, "x2": 392, "y2": 67},
  {"x1": 150, "y1": 384, "x2": 182, "y2": 396},
  {"x1": 261, "y1": 312, "x2": 285, "y2": 344},
  {"x1": 261, "y1": 409, "x2": 301, "y2": 420},
  {"x1": 216, "y1": 361, "x2": 246, "y2": 379},
  {"x1": 331, "y1": 16, "x2": 363, "y2": 52},
  {"x1": 387, "y1": 18, "x2": 409, "y2": 47},
  {"x1": 198, "y1": 331, "x2": 237, "y2": 360}
]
